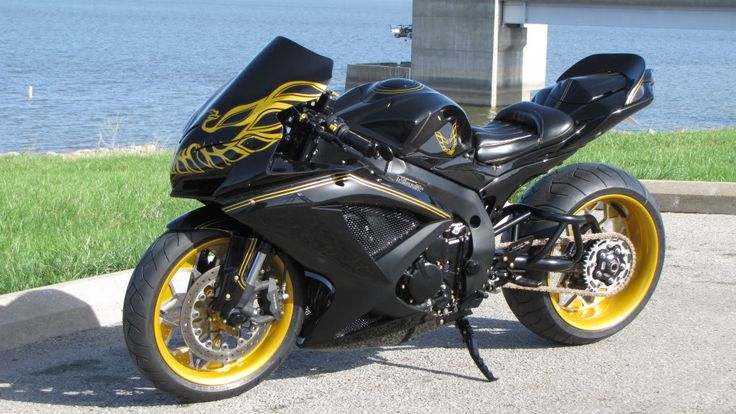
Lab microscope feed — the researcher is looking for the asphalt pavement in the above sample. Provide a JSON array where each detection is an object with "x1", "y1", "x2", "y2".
[{"x1": 0, "y1": 212, "x2": 734, "y2": 413}]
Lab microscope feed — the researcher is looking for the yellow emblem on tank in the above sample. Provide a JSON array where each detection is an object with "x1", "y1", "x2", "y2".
[
  {"x1": 434, "y1": 121, "x2": 459, "y2": 156},
  {"x1": 172, "y1": 81, "x2": 325, "y2": 175}
]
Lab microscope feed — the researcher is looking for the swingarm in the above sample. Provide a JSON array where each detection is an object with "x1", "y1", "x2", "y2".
[{"x1": 489, "y1": 204, "x2": 600, "y2": 288}]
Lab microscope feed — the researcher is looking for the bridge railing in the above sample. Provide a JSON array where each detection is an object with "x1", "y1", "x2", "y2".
[{"x1": 504, "y1": 0, "x2": 736, "y2": 30}]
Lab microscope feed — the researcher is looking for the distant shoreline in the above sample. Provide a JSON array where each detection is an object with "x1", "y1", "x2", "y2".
[
  {"x1": 1, "y1": 127, "x2": 734, "y2": 158},
  {"x1": 0, "y1": 144, "x2": 170, "y2": 159}
]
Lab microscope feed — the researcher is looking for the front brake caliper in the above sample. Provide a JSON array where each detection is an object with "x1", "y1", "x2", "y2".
[{"x1": 265, "y1": 278, "x2": 284, "y2": 320}]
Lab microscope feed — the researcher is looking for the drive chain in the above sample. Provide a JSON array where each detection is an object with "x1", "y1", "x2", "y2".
[{"x1": 497, "y1": 232, "x2": 637, "y2": 297}]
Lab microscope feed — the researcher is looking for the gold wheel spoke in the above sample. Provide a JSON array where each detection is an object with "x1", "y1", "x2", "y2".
[
  {"x1": 611, "y1": 217, "x2": 624, "y2": 234},
  {"x1": 172, "y1": 347, "x2": 192, "y2": 366},
  {"x1": 169, "y1": 267, "x2": 196, "y2": 296},
  {"x1": 160, "y1": 324, "x2": 175, "y2": 347},
  {"x1": 159, "y1": 296, "x2": 184, "y2": 327},
  {"x1": 190, "y1": 355, "x2": 207, "y2": 370},
  {"x1": 562, "y1": 295, "x2": 579, "y2": 308},
  {"x1": 595, "y1": 202, "x2": 608, "y2": 228},
  {"x1": 207, "y1": 362, "x2": 225, "y2": 370}
]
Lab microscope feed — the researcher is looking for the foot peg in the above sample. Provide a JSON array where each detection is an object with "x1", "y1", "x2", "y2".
[
  {"x1": 510, "y1": 273, "x2": 543, "y2": 288},
  {"x1": 456, "y1": 317, "x2": 498, "y2": 382}
]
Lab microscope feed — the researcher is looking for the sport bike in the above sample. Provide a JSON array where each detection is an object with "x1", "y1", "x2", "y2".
[{"x1": 123, "y1": 37, "x2": 664, "y2": 401}]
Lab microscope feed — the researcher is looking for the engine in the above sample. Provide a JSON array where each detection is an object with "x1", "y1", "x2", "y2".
[{"x1": 396, "y1": 222, "x2": 470, "y2": 312}]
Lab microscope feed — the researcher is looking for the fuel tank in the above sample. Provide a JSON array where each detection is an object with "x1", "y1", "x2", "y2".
[{"x1": 334, "y1": 79, "x2": 472, "y2": 161}]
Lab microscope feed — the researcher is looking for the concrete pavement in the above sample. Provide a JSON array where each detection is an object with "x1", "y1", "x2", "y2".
[{"x1": 0, "y1": 212, "x2": 734, "y2": 412}]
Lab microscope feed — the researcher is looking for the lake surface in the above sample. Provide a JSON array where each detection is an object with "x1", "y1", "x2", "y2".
[{"x1": 1, "y1": 0, "x2": 735, "y2": 152}]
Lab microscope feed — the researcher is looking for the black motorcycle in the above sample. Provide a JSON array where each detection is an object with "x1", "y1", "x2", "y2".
[{"x1": 123, "y1": 37, "x2": 664, "y2": 401}]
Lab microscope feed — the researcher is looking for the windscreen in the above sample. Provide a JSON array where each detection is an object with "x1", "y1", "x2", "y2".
[{"x1": 183, "y1": 36, "x2": 333, "y2": 149}]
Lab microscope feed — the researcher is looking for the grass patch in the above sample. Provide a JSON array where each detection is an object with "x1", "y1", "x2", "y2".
[
  {"x1": 508, "y1": 128, "x2": 736, "y2": 200},
  {"x1": 0, "y1": 128, "x2": 734, "y2": 294},
  {"x1": 567, "y1": 129, "x2": 736, "y2": 181},
  {"x1": 0, "y1": 153, "x2": 197, "y2": 294}
]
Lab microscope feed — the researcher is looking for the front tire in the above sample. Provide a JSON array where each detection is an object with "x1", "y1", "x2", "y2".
[
  {"x1": 503, "y1": 163, "x2": 665, "y2": 345},
  {"x1": 123, "y1": 230, "x2": 304, "y2": 402}
]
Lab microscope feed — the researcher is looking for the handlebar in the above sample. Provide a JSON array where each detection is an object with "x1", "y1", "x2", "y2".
[
  {"x1": 289, "y1": 92, "x2": 393, "y2": 161},
  {"x1": 325, "y1": 121, "x2": 377, "y2": 158}
]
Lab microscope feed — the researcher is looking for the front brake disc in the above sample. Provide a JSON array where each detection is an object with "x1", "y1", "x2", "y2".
[{"x1": 180, "y1": 266, "x2": 267, "y2": 363}]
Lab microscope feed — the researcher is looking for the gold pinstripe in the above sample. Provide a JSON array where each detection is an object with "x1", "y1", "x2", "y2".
[
  {"x1": 223, "y1": 174, "x2": 350, "y2": 213},
  {"x1": 194, "y1": 219, "x2": 221, "y2": 229},
  {"x1": 223, "y1": 173, "x2": 450, "y2": 219},
  {"x1": 554, "y1": 80, "x2": 573, "y2": 109},
  {"x1": 346, "y1": 175, "x2": 450, "y2": 219},
  {"x1": 236, "y1": 238, "x2": 259, "y2": 289},
  {"x1": 625, "y1": 75, "x2": 645, "y2": 105},
  {"x1": 373, "y1": 84, "x2": 424, "y2": 94}
]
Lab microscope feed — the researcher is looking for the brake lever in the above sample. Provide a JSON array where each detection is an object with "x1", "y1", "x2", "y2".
[{"x1": 376, "y1": 144, "x2": 394, "y2": 161}]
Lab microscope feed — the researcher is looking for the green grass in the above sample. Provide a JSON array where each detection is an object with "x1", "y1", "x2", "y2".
[
  {"x1": 0, "y1": 128, "x2": 734, "y2": 294},
  {"x1": 0, "y1": 153, "x2": 197, "y2": 294},
  {"x1": 566, "y1": 129, "x2": 736, "y2": 181}
]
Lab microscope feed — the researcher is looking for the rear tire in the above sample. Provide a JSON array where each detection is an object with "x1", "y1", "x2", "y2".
[
  {"x1": 123, "y1": 230, "x2": 304, "y2": 402},
  {"x1": 503, "y1": 163, "x2": 665, "y2": 345}
]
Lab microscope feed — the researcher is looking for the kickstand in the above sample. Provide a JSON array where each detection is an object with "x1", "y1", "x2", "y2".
[{"x1": 456, "y1": 317, "x2": 498, "y2": 382}]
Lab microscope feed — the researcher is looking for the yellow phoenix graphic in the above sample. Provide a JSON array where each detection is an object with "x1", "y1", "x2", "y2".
[
  {"x1": 172, "y1": 81, "x2": 326, "y2": 175},
  {"x1": 434, "y1": 121, "x2": 459, "y2": 156}
]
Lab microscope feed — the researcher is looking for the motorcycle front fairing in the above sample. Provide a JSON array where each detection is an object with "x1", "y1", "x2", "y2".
[{"x1": 170, "y1": 36, "x2": 333, "y2": 199}]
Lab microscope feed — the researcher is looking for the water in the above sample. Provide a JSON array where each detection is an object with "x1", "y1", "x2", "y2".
[{"x1": 1, "y1": 0, "x2": 735, "y2": 153}]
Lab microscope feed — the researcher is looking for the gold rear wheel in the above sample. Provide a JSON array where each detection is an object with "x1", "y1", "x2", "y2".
[
  {"x1": 503, "y1": 163, "x2": 664, "y2": 344},
  {"x1": 548, "y1": 194, "x2": 660, "y2": 331}
]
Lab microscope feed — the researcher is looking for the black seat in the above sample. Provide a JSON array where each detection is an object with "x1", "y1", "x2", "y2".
[{"x1": 473, "y1": 102, "x2": 575, "y2": 164}]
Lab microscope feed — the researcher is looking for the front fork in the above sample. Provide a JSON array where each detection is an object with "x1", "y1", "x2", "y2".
[{"x1": 211, "y1": 236, "x2": 278, "y2": 325}]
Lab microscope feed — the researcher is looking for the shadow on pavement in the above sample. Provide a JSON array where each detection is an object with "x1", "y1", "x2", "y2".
[
  {"x1": 273, "y1": 316, "x2": 553, "y2": 383},
  {"x1": 0, "y1": 289, "x2": 102, "y2": 352},
  {"x1": 0, "y1": 317, "x2": 550, "y2": 407},
  {"x1": 0, "y1": 326, "x2": 176, "y2": 408}
]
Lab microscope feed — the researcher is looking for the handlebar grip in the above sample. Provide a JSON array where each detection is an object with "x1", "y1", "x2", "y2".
[{"x1": 338, "y1": 129, "x2": 377, "y2": 157}]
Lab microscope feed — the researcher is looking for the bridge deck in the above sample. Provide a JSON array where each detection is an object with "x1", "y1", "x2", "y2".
[{"x1": 505, "y1": 0, "x2": 736, "y2": 29}]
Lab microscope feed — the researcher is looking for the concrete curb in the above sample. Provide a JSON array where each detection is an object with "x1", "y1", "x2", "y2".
[
  {"x1": 642, "y1": 180, "x2": 736, "y2": 215},
  {"x1": 0, "y1": 269, "x2": 131, "y2": 352},
  {"x1": 0, "y1": 180, "x2": 732, "y2": 352}
]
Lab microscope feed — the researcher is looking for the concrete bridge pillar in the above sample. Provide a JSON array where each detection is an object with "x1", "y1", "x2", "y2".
[{"x1": 411, "y1": 0, "x2": 547, "y2": 107}]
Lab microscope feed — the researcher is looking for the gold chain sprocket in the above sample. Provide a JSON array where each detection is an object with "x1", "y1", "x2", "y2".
[{"x1": 497, "y1": 232, "x2": 637, "y2": 297}]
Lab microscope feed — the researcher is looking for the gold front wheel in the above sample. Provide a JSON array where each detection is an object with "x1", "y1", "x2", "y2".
[{"x1": 123, "y1": 230, "x2": 303, "y2": 402}]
